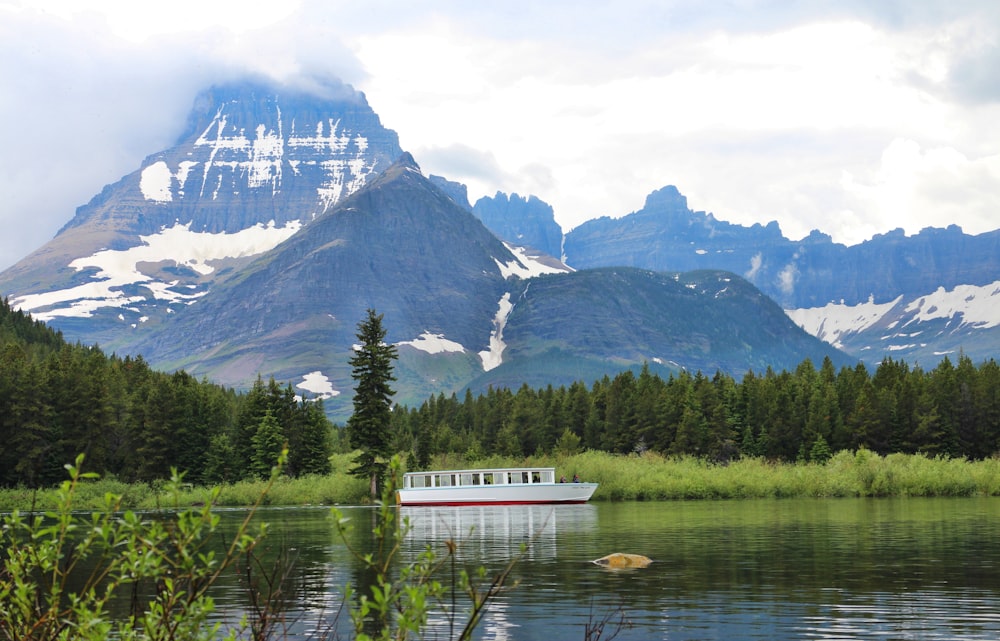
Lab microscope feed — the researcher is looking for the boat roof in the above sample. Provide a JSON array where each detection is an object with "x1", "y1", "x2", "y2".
[{"x1": 402, "y1": 466, "x2": 556, "y2": 477}]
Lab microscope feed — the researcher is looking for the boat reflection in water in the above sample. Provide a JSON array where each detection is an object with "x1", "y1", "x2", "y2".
[
  {"x1": 398, "y1": 503, "x2": 599, "y2": 641},
  {"x1": 399, "y1": 502, "x2": 598, "y2": 563}
]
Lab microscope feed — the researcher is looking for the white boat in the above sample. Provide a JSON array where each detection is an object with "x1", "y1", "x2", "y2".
[{"x1": 396, "y1": 466, "x2": 598, "y2": 506}]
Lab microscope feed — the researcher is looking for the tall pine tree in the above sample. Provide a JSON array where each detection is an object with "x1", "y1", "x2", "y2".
[{"x1": 347, "y1": 309, "x2": 398, "y2": 500}]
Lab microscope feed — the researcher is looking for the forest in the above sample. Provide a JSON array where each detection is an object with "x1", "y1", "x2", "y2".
[
  {"x1": 2, "y1": 296, "x2": 1000, "y2": 490},
  {"x1": 392, "y1": 354, "x2": 1000, "y2": 468},
  {"x1": 0, "y1": 298, "x2": 333, "y2": 488}
]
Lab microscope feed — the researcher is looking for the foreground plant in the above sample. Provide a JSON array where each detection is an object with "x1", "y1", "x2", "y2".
[
  {"x1": 333, "y1": 456, "x2": 523, "y2": 641},
  {"x1": 0, "y1": 453, "x2": 279, "y2": 641}
]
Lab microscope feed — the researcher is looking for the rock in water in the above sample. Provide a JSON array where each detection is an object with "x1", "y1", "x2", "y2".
[{"x1": 592, "y1": 553, "x2": 653, "y2": 568}]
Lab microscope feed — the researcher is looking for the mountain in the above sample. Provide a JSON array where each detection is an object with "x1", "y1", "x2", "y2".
[
  {"x1": 0, "y1": 80, "x2": 404, "y2": 348},
  {"x1": 561, "y1": 186, "x2": 1000, "y2": 367},
  {"x1": 467, "y1": 267, "x2": 849, "y2": 393},
  {"x1": 123, "y1": 153, "x2": 570, "y2": 410},
  {"x1": 430, "y1": 181, "x2": 564, "y2": 260},
  {"x1": 0, "y1": 82, "x2": 856, "y2": 421},
  {"x1": 471, "y1": 192, "x2": 564, "y2": 259},
  {"x1": 119, "y1": 153, "x2": 848, "y2": 419}
]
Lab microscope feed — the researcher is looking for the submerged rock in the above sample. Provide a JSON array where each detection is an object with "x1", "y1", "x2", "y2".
[{"x1": 592, "y1": 553, "x2": 653, "y2": 569}]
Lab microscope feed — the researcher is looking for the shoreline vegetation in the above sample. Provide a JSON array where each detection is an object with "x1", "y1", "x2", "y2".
[{"x1": 2, "y1": 448, "x2": 999, "y2": 511}]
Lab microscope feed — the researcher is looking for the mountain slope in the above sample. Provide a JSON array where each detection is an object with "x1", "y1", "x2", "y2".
[
  {"x1": 123, "y1": 153, "x2": 571, "y2": 415},
  {"x1": 468, "y1": 267, "x2": 851, "y2": 392},
  {"x1": 1, "y1": 82, "x2": 862, "y2": 422},
  {"x1": 563, "y1": 186, "x2": 1000, "y2": 366},
  {"x1": 472, "y1": 192, "x2": 564, "y2": 259},
  {"x1": 0, "y1": 80, "x2": 404, "y2": 347}
]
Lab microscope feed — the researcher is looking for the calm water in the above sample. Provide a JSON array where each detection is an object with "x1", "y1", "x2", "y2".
[{"x1": 202, "y1": 498, "x2": 1000, "y2": 640}]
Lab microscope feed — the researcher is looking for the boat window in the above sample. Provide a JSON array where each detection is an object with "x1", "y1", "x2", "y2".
[
  {"x1": 521, "y1": 472, "x2": 529, "y2": 484},
  {"x1": 484, "y1": 474, "x2": 493, "y2": 485},
  {"x1": 460, "y1": 473, "x2": 474, "y2": 486},
  {"x1": 493, "y1": 472, "x2": 504, "y2": 485},
  {"x1": 532, "y1": 472, "x2": 541, "y2": 484},
  {"x1": 541, "y1": 471, "x2": 554, "y2": 483}
]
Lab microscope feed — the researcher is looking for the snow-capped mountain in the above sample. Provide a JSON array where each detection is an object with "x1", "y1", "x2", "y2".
[
  {"x1": 557, "y1": 186, "x2": 1000, "y2": 367},
  {"x1": 1, "y1": 80, "x2": 404, "y2": 347},
  {"x1": 119, "y1": 152, "x2": 846, "y2": 418},
  {"x1": 0, "y1": 80, "x2": 854, "y2": 419}
]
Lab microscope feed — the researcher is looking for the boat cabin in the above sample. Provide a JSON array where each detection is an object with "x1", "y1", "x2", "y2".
[{"x1": 402, "y1": 467, "x2": 557, "y2": 489}]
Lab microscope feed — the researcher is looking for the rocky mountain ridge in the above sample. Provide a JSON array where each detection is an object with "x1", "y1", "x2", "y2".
[
  {"x1": 1, "y1": 81, "x2": 404, "y2": 348},
  {"x1": 0, "y1": 79, "x2": 851, "y2": 420},
  {"x1": 480, "y1": 185, "x2": 1000, "y2": 367},
  {"x1": 558, "y1": 186, "x2": 1000, "y2": 366},
  {"x1": 8, "y1": 79, "x2": 981, "y2": 420}
]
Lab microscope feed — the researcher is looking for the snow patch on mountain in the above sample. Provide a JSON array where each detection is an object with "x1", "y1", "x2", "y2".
[
  {"x1": 479, "y1": 292, "x2": 514, "y2": 371},
  {"x1": 140, "y1": 161, "x2": 173, "y2": 202},
  {"x1": 787, "y1": 280, "x2": 1000, "y2": 350},
  {"x1": 13, "y1": 220, "x2": 301, "y2": 321},
  {"x1": 296, "y1": 370, "x2": 340, "y2": 400},
  {"x1": 904, "y1": 281, "x2": 1000, "y2": 329},
  {"x1": 786, "y1": 295, "x2": 902, "y2": 348},
  {"x1": 186, "y1": 105, "x2": 376, "y2": 211},
  {"x1": 397, "y1": 332, "x2": 466, "y2": 355},
  {"x1": 494, "y1": 243, "x2": 571, "y2": 279}
]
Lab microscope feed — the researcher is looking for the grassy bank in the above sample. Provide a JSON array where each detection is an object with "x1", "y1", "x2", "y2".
[
  {"x1": 2, "y1": 449, "x2": 999, "y2": 510},
  {"x1": 567, "y1": 449, "x2": 1000, "y2": 500},
  {"x1": 0, "y1": 453, "x2": 369, "y2": 511}
]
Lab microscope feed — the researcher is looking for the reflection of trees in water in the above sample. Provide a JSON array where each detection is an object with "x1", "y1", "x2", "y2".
[{"x1": 213, "y1": 507, "x2": 353, "y2": 639}]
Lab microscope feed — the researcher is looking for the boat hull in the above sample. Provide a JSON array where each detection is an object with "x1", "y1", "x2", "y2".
[{"x1": 396, "y1": 483, "x2": 598, "y2": 506}]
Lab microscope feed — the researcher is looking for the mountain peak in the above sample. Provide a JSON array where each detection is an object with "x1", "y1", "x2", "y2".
[
  {"x1": 643, "y1": 185, "x2": 688, "y2": 212},
  {"x1": 391, "y1": 151, "x2": 421, "y2": 173}
]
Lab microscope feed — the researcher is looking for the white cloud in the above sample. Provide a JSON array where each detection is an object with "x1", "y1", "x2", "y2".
[
  {"x1": 2, "y1": 0, "x2": 1000, "y2": 272},
  {"x1": 842, "y1": 138, "x2": 1000, "y2": 240}
]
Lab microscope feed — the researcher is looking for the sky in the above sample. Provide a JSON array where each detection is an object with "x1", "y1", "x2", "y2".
[{"x1": 2, "y1": 0, "x2": 999, "y2": 272}]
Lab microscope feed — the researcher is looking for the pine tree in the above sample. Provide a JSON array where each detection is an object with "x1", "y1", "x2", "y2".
[
  {"x1": 346, "y1": 309, "x2": 398, "y2": 499},
  {"x1": 251, "y1": 409, "x2": 285, "y2": 480},
  {"x1": 288, "y1": 399, "x2": 333, "y2": 477}
]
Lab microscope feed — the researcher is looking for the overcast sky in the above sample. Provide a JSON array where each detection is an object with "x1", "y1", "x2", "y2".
[{"x1": 2, "y1": 0, "x2": 999, "y2": 271}]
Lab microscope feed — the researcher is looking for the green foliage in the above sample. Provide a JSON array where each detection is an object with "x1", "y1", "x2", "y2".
[
  {"x1": 250, "y1": 410, "x2": 285, "y2": 479},
  {"x1": 0, "y1": 453, "x2": 276, "y2": 641},
  {"x1": 0, "y1": 300, "x2": 333, "y2": 489},
  {"x1": 333, "y1": 456, "x2": 520, "y2": 641},
  {"x1": 347, "y1": 309, "x2": 399, "y2": 499},
  {"x1": 391, "y1": 354, "x2": 1000, "y2": 465},
  {"x1": 550, "y1": 449, "x2": 1000, "y2": 500}
]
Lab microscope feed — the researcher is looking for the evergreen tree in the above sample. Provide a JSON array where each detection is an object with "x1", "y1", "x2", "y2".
[
  {"x1": 288, "y1": 399, "x2": 333, "y2": 477},
  {"x1": 203, "y1": 432, "x2": 237, "y2": 484},
  {"x1": 250, "y1": 409, "x2": 285, "y2": 479},
  {"x1": 413, "y1": 410, "x2": 433, "y2": 470},
  {"x1": 346, "y1": 309, "x2": 398, "y2": 499}
]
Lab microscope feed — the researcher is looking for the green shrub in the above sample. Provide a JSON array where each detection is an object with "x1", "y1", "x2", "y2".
[{"x1": 0, "y1": 454, "x2": 271, "y2": 641}]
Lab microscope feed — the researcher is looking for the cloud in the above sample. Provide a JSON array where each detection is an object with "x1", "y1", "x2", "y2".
[
  {"x1": 0, "y1": 1, "x2": 368, "y2": 270},
  {"x1": 2, "y1": 0, "x2": 1000, "y2": 271},
  {"x1": 842, "y1": 138, "x2": 1000, "y2": 238},
  {"x1": 416, "y1": 144, "x2": 509, "y2": 184}
]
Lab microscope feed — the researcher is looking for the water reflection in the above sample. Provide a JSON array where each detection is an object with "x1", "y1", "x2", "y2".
[
  {"x1": 98, "y1": 498, "x2": 1000, "y2": 640},
  {"x1": 400, "y1": 504, "x2": 598, "y2": 562},
  {"x1": 391, "y1": 498, "x2": 1000, "y2": 641}
]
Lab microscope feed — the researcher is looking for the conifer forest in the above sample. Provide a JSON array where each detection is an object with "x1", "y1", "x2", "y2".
[{"x1": 2, "y1": 297, "x2": 999, "y2": 489}]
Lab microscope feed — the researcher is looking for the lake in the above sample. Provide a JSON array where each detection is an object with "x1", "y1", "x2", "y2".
[{"x1": 204, "y1": 498, "x2": 1000, "y2": 640}]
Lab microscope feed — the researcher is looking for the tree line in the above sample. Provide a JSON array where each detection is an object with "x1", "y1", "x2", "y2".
[
  {"x1": 4, "y1": 296, "x2": 1000, "y2": 489},
  {"x1": 391, "y1": 355, "x2": 1000, "y2": 466},
  {"x1": 0, "y1": 298, "x2": 333, "y2": 488}
]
